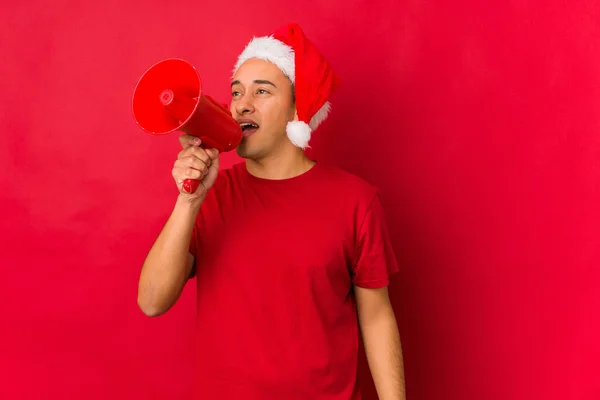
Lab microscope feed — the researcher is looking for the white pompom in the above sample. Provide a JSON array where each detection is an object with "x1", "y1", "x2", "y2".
[{"x1": 286, "y1": 121, "x2": 312, "y2": 149}]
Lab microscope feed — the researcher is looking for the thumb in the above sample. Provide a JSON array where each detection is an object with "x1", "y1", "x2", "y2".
[
  {"x1": 201, "y1": 164, "x2": 219, "y2": 190},
  {"x1": 209, "y1": 149, "x2": 220, "y2": 169},
  {"x1": 201, "y1": 152, "x2": 220, "y2": 189}
]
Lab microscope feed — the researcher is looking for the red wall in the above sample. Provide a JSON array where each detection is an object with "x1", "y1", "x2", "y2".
[{"x1": 1, "y1": 1, "x2": 599, "y2": 399}]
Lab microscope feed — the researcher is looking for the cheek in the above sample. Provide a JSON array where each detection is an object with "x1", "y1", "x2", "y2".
[{"x1": 261, "y1": 100, "x2": 291, "y2": 125}]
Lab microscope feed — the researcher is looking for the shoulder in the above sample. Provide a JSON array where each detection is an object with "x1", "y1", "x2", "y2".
[
  {"x1": 311, "y1": 162, "x2": 382, "y2": 224},
  {"x1": 315, "y1": 162, "x2": 379, "y2": 202}
]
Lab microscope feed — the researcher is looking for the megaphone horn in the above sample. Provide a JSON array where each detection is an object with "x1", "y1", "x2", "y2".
[{"x1": 132, "y1": 58, "x2": 242, "y2": 193}]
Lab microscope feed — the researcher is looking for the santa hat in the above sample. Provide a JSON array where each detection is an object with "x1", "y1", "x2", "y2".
[{"x1": 232, "y1": 23, "x2": 341, "y2": 149}]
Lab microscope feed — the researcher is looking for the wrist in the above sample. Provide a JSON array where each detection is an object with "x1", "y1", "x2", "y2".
[{"x1": 176, "y1": 192, "x2": 205, "y2": 211}]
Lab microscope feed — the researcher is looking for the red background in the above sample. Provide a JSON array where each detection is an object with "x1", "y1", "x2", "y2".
[{"x1": 1, "y1": 1, "x2": 599, "y2": 399}]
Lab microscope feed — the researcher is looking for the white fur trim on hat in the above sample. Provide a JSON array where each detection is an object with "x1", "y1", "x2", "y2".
[
  {"x1": 309, "y1": 101, "x2": 331, "y2": 130},
  {"x1": 233, "y1": 36, "x2": 295, "y2": 83}
]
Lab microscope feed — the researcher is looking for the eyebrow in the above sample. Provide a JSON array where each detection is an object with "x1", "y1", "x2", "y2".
[{"x1": 231, "y1": 79, "x2": 277, "y2": 88}]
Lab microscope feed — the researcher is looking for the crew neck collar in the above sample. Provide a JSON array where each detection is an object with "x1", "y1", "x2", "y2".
[{"x1": 240, "y1": 161, "x2": 320, "y2": 185}]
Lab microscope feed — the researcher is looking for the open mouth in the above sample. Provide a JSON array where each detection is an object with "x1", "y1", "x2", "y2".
[{"x1": 240, "y1": 122, "x2": 259, "y2": 137}]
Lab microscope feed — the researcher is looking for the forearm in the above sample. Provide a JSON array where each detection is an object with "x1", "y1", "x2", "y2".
[
  {"x1": 137, "y1": 194, "x2": 203, "y2": 316},
  {"x1": 360, "y1": 307, "x2": 406, "y2": 399}
]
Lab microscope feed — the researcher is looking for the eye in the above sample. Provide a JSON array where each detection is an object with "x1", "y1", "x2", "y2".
[
  {"x1": 256, "y1": 89, "x2": 270, "y2": 95},
  {"x1": 232, "y1": 91, "x2": 241, "y2": 97}
]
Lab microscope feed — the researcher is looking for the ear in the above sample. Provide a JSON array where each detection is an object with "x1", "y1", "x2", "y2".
[{"x1": 289, "y1": 107, "x2": 299, "y2": 123}]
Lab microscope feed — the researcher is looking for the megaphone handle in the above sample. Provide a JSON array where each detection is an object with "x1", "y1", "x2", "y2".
[{"x1": 183, "y1": 178, "x2": 200, "y2": 194}]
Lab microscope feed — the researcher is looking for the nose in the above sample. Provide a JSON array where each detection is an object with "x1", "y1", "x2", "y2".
[{"x1": 234, "y1": 93, "x2": 255, "y2": 116}]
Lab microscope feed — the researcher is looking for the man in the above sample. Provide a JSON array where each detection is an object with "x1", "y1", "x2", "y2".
[{"x1": 137, "y1": 23, "x2": 406, "y2": 399}]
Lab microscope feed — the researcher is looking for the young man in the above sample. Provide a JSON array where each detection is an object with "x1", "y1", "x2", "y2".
[{"x1": 138, "y1": 23, "x2": 406, "y2": 400}]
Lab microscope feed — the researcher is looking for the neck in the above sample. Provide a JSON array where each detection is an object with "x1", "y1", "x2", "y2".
[{"x1": 246, "y1": 147, "x2": 316, "y2": 180}]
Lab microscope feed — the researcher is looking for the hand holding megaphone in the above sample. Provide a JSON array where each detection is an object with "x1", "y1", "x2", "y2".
[
  {"x1": 132, "y1": 58, "x2": 242, "y2": 193},
  {"x1": 172, "y1": 135, "x2": 219, "y2": 196}
]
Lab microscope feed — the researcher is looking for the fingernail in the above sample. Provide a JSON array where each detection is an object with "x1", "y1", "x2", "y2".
[{"x1": 193, "y1": 137, "x2": 201, "y2": 146}]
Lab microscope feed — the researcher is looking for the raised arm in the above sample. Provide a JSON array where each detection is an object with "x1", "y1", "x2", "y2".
[{"x1": 137, "y1": 136, "x2": 219, "y2": 316}]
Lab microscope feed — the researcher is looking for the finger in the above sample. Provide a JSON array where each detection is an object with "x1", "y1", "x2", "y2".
[
  {"x1": 177, "y1": 146, "x2": 211, "y2": 163},
  {"x1": 176, "y1": 156, "x2": 210, "y2": 171},
  {"x1": 179, "y1": 134, "x2": 201, "y2": 148},
  {"x1": 206, "y1": 148, "x2": 220, "y2": 160},
  {"x1": 178, "y1": 134, "x2": 194, "y2": 147},
  {"x1": 190, "y1": 146, "x2": 212, "y2": 164},
  {"x1": 173, "y1": 166, "x2": 203, "y2": 181}
]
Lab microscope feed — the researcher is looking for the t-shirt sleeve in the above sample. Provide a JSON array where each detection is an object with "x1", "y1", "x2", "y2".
[{"x1": 352, "y1": 193, "x2": 399, "y2": 288}]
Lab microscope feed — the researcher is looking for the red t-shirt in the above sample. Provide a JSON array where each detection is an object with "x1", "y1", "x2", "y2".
[{"x1": 188, "y1": 161, "x2": 398, "y2": 400}]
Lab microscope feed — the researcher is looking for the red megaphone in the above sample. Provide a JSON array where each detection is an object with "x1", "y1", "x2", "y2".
[{"x1": 132, "y1": 58, "x2": 242, "y2": 193}]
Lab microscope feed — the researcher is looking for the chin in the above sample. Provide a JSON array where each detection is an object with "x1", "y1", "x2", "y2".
[
  {"x1": 235, "y1": 147, "x2": 248, "y2": 158},
  {"x1": 235, "y1": 144, "x2": 254, "y2": 160},
  {"x1": 236, "y1": 144, "x2": 268, "y2": 162}
]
